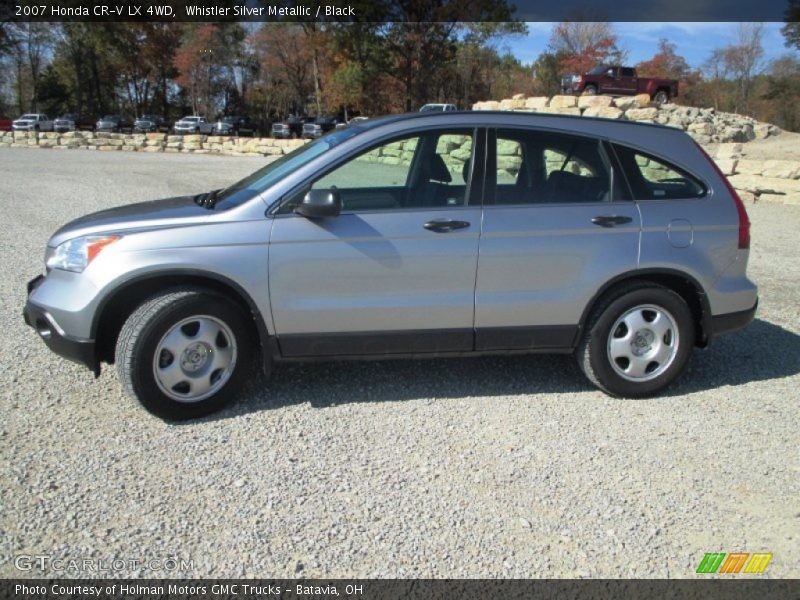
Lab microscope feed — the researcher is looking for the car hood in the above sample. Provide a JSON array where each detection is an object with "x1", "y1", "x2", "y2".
[
  {"x1": 49, "y1": 195, "x2": 213, "y2": 247},
  {"x1": 14, "y1": 119, "x2": 34, "y2": 124}
]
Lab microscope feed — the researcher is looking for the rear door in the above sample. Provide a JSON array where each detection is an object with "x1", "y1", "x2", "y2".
[
  {"x1": 474, "y1": 128, "x2": 641, "y2": 350},
  {"x1": 269, "y1": 128, "x2": 484, "y2": 357}
]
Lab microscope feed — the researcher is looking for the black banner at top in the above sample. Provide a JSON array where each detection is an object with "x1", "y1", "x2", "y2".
[{"x1": 2, "y1": 0, "x2": 796, "y2": 22}]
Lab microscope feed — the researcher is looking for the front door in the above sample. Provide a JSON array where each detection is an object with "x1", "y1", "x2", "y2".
[
  {"x1": 269, "y1": 128, "x2": 483, "y2": 357},
  {"x1": 474, "y1": 128, "x2": 641, "y2": 350}
]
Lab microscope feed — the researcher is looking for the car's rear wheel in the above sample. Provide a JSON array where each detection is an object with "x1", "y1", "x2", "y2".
[
  {"x1": 653, "y1": 89, "x2": 670, "y2": 104},
  {"x1": 576, "y1": 283, "x2": 694, "y2": 397},
  {"x1": 583, "y1": 85, "x2": 598, "y2": 96},
  {"x1": 116, "y1": 289, "x2": 253, "y2": 420}
]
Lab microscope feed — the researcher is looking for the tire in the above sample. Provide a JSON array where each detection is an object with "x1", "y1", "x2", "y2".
[
  {"x1": 116, "y1": 289, "x2": 253, "y2": 420},
  {"x1": 653, "y1": 90, "x2": 669, "y2": 104},
  {"x1": 583, "y1": 85, "x2": 598, "y2": 96},
  {"x1": 576, "y1": 282, "x2": 694, "y2": 398}
]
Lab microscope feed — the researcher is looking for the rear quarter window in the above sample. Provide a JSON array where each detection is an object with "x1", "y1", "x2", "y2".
[{"x1": 613, "y1": 144, "x2": 707, "y2": 200}]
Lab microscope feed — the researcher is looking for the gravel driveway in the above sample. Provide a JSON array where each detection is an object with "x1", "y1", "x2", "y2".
[{"x1": 1, "y1": 148, "x2": 798, "y2": 579}]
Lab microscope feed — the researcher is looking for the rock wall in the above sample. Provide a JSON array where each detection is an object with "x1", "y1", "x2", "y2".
[
  {"x1": 710, "y1": 144, "x2": 800, "y2": 205},
  {"x1": 473, "y1": 93, "x2": 780, "y2": 144},
  {"x1": 0, "y1": 131, "x2": 307, "y2": 156}
]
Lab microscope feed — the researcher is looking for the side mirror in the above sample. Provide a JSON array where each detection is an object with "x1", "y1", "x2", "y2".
[{"x1": 294, "y1": 188, "x2": 341, "y2": 218}]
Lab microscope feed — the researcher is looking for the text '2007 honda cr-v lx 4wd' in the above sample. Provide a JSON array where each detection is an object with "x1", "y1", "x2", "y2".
[{"x1": 23, "y1": 112, "x2": 758, "y2": 419}]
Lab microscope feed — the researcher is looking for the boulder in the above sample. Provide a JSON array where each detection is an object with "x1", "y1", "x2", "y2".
[
  {"x1": 735, "y1": 160, "x2": 765, "y2": 176},
  {"x1": 512, "y1": 93, "x2": 526, "y2": 100},
  {"x1": 582, "y1": 106, "x2": 624, "y2": 119},
  {"x1": 714, "y1": 159, "x2": 738, "y2": 176},
  {"x1": 761, "y1": 160, "x2": 800, "y2": 180},
  {"x1": 549, "y1": 95, "x2": 578, "y2": 108},
  {"x1": 525, "y1": 96, "x2": 549, "y2": 110},
  {"x1": 578, "y1": 95, "x2": 613, "y2": 109},
  {"x1": 626, "y1": 107, "x2": 658, "y2": 121},
  {"x1": 728, "y1": 174, "x2": 800, "y2": 196},
  {"x1": 539, "y1": 106, "x2": 581, "y2": 116},
  {"x1": 499, "y1": 98, "x2": 525, "y2": 110},
  {"x1": 613, "y1": 96, "x2": 637, "y2": 110}
]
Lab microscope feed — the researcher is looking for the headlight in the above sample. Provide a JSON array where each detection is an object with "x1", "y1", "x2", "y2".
[{"x1": 46, "y1": 235, "x2": 121, "y2": 273}]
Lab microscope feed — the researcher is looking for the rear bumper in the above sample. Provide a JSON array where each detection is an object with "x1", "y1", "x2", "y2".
[
  {"x1": 710, "y1": 299, "x2": 758, "y2": 340},
  {"x1": 23, "y1": 275, "x2": 99, "y2": 375}
]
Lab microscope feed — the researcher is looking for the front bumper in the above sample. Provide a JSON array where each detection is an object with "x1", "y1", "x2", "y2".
[
  {"x1": 709, "y1": 298, "x2": 758, "y2": 341},
  {"x1": 23, "y1": 275, "x2": 99, "y2": 375}
]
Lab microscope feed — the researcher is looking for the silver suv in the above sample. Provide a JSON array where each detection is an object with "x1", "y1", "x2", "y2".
[{"x1": 23, "y1": 112, "x2": 758, "y2": 419}]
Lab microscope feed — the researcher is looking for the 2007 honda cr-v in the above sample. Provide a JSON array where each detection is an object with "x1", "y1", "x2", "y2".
[{"x1": 23, "y1": 112, "x2": 758, "y2": 419}]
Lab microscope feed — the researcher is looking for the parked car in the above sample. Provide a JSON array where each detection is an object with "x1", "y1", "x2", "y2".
[
  {"x1": 561, "y1": 65, "x2": 679, "y2": 103},
  {"x1": 23, "y1": 111, "x2": 757, "y2": 419},
  {"x1": 0, "y1": 116, "x2": 13, "y2": 131},
  {"x1": 12, "y1": 113, "x2": 54, "y2": 132},
  {"x1": 271, "y1": 115, "x2": 305, "y2": 139},
  {"x1": 270, "y1": 122, "x2": 292, "y2": 139},
  {"x1": 302, "y1": 115, "x2": 341, "y2": 139},
  {"x1": 213, "y1": 115, "x2": 257, "y2": 137},
  {"x1": 173, "y1": 115, "x2": 214, "y2": 135},
  {"x1": 133, "y1": 115, "x2": 169, "y2": 133},
  {"x1": 53, "y1": 114, "x2": 95, "y2": 133},
  {"x1": 419, "y1": 103, "x2": 457, "y2": 112},
  {"x1": 95, "y1": 115, "x2": 133, "y2": 133}
]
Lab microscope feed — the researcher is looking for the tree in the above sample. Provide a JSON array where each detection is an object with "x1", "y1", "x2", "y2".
[
  {"x1": 548, "y1": 22, "x2": 626, "y2": 75},
  {"x1": 725, "y1": 23, "x2": 765, "y2": 115},
  {"x1": 781, "y1": 0, "x2": 800, "y2": 50},
  {"x1": 532, "y1": 51, "x2": 566, "y2": 95},
  {"x1": 327, "y1": 60, "x2": 363, "y2": 120},
  {"x1": 636, "y1": 39, "x2": 692, "y2": 80},
  {"x1": 762, "y1": 55, "x2": 800, "y2": 131}
]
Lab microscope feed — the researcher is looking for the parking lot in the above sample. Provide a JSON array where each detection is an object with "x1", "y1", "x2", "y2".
[{"x1": 1, "y1": 147, "x2": 798, "y2": 578}]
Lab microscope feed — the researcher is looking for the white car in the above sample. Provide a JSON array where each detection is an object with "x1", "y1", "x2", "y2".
[
  {"x1": 419, "y1": 104, "x2": 457, "y2": 113},
  {"x1": 173, "y1": 116, "x2": 213, "y2": 135},
  {"x1": 12, "y1": 113, "x2": 54, "y2": 132}
]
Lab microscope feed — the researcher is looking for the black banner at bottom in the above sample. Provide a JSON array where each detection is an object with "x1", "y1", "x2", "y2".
[{"x1": 2, "y1": 579, "x2": 799, "y2": 600}]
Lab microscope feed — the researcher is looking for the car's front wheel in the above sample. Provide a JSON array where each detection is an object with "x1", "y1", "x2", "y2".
[
  {"x1": 116, "y1": 289, "x2": 253, "y2": 420},
  {"x1": 577, "y1": 283, "x2": 694, "y2": 397}
]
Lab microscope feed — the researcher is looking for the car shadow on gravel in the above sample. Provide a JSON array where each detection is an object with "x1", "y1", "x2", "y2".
[
  {"x1": 195, "y1": 318, "x2": 800, "y2": 421},
  {"x1": 666, "y1": 318, "x2": 800, "y2": 395},
  {"x1": 213, "y1": 352, "x2": 590, "y2": 419}
]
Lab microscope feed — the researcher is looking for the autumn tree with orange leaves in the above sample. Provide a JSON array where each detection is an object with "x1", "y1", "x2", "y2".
[{"x1": 549, "y1": 22, "x2": 626, "y2": 75}]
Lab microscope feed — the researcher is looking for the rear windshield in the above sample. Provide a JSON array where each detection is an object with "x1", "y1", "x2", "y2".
[{"x1": 613, "y1": 144, "x2": 707, "y2": 200}]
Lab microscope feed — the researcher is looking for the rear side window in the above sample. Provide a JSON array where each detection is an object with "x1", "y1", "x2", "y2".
[
  {"x1": 613, "y1": 144, "x2": 706, "y2": 200},
  {"x1": 621, "y1": 68, "x2": 635, "y2": 77},
  {"x1": 492, "y1": 129, "x2": 613, "y2": 205}
]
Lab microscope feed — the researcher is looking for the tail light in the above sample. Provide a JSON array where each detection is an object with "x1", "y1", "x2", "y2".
[{"x1": 695, "y1": 142, "x2": 750, "y2": 249}]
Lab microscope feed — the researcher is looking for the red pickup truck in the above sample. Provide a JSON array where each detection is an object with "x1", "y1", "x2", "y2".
[{"x1": 561, "y1": 65, "x2": 678, "y2": 103}]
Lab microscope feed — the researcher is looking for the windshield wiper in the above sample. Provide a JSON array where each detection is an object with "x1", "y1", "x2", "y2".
[{"x1": 193, "y1": 188, "x2": 223, "y2": 210}]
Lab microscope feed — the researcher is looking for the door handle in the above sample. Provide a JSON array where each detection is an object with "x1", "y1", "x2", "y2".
[
  {"x1": 424, "y1": 219, "x2": 470, "y2": 233},
  {"x1": 592, "y1": 215, "x2": 633, "y2": 228}
]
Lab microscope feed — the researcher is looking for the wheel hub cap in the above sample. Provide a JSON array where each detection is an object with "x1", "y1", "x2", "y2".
[
  {"x1": 152, "y1": 315, "x2": 237, "y2": 403},
  {"x1": 607, "y1": 304, "x2": 680, "y2": 382}
]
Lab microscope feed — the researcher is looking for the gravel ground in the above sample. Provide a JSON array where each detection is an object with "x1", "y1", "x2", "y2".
[{"x1": 0, "y1": 148, "x2": 798, "y2": 579}]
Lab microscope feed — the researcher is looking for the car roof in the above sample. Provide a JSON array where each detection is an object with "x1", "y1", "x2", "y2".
[{"x1": 348, "y1": 110, "x2": 698, "y2": 170}]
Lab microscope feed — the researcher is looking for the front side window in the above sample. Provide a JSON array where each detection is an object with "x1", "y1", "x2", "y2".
[
  {"x1": 303, "y1": 129, "x2": 475, "y2": 212},
  {"x1": 613, "y1": 144, "x2": 706, "y2": 200},
  {"x1": 492, "y1": 129, "x2": 612, "y2": 205}
]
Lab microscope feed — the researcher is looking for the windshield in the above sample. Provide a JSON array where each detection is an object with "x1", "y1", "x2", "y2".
[
  {"x1": 183, "y1": 117, "x2": 199, "y2": 122},
  {"x1": 588, "y1": 66, "x2": 608, "y2": 75},
  {"x1": 102, "y1": 115, "x2": 117, "y2": 120},
  {"x1": 419, "y1": 105, "x2": 441, "y2": 113},
  {"x1": 21, "y1": 114, "x2": 37, "y2": 119},
  {"x1": 59, "y1": 114, "x2": 76, "y2": 119},
  {"x1": 211, "y1": 127, "x2": 362, "y2": 210},
  {"x1": 222, "y1": 116, "x2": 238, "y2": 123}
]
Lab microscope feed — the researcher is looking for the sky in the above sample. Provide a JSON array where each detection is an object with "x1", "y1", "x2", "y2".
[{"x1": 510, "y1": 22, "x2": 794, "y2": 70}]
